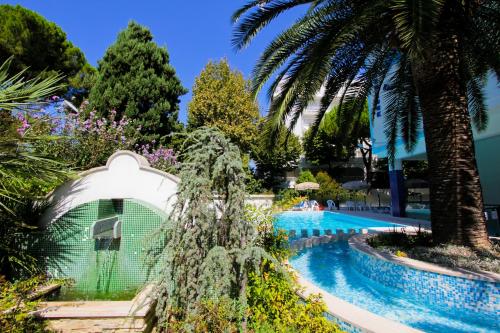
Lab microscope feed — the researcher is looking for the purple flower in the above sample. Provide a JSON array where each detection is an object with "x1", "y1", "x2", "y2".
[{"x1": 16, "y1": 116, "x2": 30, "y2": 136}]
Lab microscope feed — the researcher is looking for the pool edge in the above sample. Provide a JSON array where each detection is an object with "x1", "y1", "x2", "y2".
[
  {"x1": 349, "y1": 234, "x2": 500, "y2": 282},
  {"x1": 293, "y1": 269, "x2": 423, "y2": 333}
]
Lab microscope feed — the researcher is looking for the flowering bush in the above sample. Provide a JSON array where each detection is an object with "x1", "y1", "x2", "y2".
[
  {"x1": 18, "y1": 99, "x2": 179, "y2": 173},
  {"x1": 37, "y1": 104, "x2": 137, "y2": 169},
  {"x1": 15, "y1": 113, "x2": 30, "y2": 136},
  {"x1": 136, "y1": 143, "x2": 178, "y2": 173}
]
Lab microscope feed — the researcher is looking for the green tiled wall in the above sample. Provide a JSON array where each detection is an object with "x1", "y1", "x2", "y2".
[{"x1": 36, "y1": 199, "x2": 166, "y2": 294}]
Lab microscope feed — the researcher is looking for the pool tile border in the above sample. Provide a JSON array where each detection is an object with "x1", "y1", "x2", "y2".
[
  {"x1": 349, "y1": 234, "x2": 500, "y2": 283},
  {"x1": 349, "y1": 234, "x2": 500, "y2": 317}
]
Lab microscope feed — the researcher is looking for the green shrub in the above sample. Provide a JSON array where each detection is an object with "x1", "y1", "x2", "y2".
[
  {"x1": 167, "y1": 297, "x2": 244, "y2": 333},
  {"x1": 313, "y1": 171, "x2": 348, "y2": 204},
  {"x1": 246, "y1": 207, "x2": 340, "y2": 333},
  {"x1": 246, "y1": 205, "x2": 290, "y2": 262},
  {"x1": 0, "y1": 275, "x2": 50, "y2": 333},
  {"x1": 247, "y1": 265, "x2": 340, "y2": 333},
  {"x1": 274, "y1": 189, "x2": 307, "y2": 211},
  {"x1": 349, "y1": 190, "x2": 367, "y2": 202},
  {"x1": 296, "y1": 170, "x2": 316, "y2": 184},
  {"x1": 367, "y1": 226, "x2": 433, "y2": 249}
]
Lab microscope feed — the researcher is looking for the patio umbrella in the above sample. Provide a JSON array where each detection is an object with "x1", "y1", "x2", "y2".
[
  {"x1": 342, "y1": 180, "x2": 369, "y2": 191},
  {"x1": 405, "y1": 178, "x2": 429, "y2": 188},
  {"x1": 294, "y1": 182, "x2": 320, "y2": 191}
]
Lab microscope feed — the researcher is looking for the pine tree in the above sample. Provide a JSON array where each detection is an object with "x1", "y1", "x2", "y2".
[
  {"x1": 89, "y1": 21, "x2": 187, "y2": 144},
  {"x1": 152, "y1": 128, "x2": 271, "y2": 330},
  {"x1": 0, "y1": 4, "x2": 90, "y2": 97}
]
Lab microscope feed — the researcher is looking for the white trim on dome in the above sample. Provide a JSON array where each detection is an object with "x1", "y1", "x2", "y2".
[{"x1": 40, "y1": 151, "x2": 179, "y2": 227}]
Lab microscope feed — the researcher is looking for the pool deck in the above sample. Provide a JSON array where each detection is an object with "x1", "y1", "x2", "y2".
[{"x1": 335, "y1": 210, "x2": 431, "y2": 229}]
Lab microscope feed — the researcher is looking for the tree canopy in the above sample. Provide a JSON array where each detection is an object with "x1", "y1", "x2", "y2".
[
  {"x1": 0, "y1": 5, "x2": 88, "y2": 84},
  {"x1": 303, "y1": 102, "x2": 370, "y2": 168},
  {"x1": 187, "y1": 59, "x2": 260, "y2": 153},
  {"x1": 89, "y1": 21, "x2": 187, "y2": 144},
  {"x1": 252, "y1": 127, "x2": 302, "y2": 189}
]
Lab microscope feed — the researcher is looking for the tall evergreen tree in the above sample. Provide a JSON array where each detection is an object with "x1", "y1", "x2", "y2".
[
  {"x1": 187, "y1": 59, "x2": 260, "y2": 153},
  {"x1": 0, "y1": 4, "x2": 90, "y2": 97},
  {"x1": 89, "y1": 21, "x2": 187, "y2": 144},
  {"x1": 153, "y1": 127, "x2": 270, "y2": 330}
]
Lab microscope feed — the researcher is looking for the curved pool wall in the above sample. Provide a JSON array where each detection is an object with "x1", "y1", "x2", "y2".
[
  {"x1": 349, "y1": 235, "x2": 500, "y2": 318},
  {"x1": 32, "y1": 199, "x2": 166, "y2": 298},
  {"x1": 290, "y1": 239, "x2": 499, "y2": 333}
]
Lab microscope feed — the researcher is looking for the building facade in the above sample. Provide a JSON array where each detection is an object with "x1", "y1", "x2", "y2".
[{"x1": 370, "y1": 75, "x2": 500, "y2": 218}]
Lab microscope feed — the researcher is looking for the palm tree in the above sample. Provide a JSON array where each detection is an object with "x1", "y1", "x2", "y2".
[
  {"x1": 0, "y1": 57, "x2": 65, "y2": 212},
  {"x1": 0, "y1": 58, "x2": 67, "y2": 277},
  {"x1": 232, "y1": 0, "x2": 499, "y2": 249}
]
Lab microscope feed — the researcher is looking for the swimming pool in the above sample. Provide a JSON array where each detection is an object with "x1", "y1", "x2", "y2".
[
  {"x1": 290, "y1": 241, "x2": 498, "y2": 333},
  {"x1": 275, "y1": 211, "x2": 401, "y2": 235}
]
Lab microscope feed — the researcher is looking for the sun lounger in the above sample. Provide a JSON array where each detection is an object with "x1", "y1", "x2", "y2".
[{"x1": 326, "y1": 200, "x2": 336, "y2": 211}]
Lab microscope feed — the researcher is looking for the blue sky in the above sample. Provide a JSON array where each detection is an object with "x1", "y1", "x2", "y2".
[{"x1": 1, "y1": 0, "x2": 304, "y2": 123}]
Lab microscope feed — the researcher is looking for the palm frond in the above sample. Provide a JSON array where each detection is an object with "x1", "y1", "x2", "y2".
[
  {"x1": 464, "y1": 2, "x2": 500, "y2": 80},
  {"x1": 334, "y1": 46, "x2": 395, "y2": 136},
  {"x1": 262, "y1": 1, "x2": 389, "y2": 140},
  {"x1": 232, "y1": 0, "x2": 315, "y2": 50},
  {"x1": 0, "y1": 58, "x2": 68, "y2": 216},
  {"x1": 0, "y1": 58, "x2": 64, "y2": 112},
  {"x1": 250, "y1": 0, "x2": 355, "y2": 95},
  {"x1": 383, "y1": 55, "x2": 420, "y2": 164},
  {"x1": 390, "y1": 0, "x2": 445, "y2": 58},
  {"x1": 466, "y1": 75, "x2": 488, "y2": 131}
]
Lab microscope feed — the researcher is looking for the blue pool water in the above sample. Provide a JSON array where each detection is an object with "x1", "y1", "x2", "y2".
[
  {"x1": 275, "y1": 211, "x2": 401, "y2": 235},
  {"x1": 290, "y1": 242, "x2": 498, "y2": 333}
]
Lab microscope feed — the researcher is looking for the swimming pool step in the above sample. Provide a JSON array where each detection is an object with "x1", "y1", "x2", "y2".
[
  {"x1": 289, "y1": 228, "x2": 368, "y2": 252},
  {"x1": 289, "y1": 228, "x2": 369, "y2": 239}
]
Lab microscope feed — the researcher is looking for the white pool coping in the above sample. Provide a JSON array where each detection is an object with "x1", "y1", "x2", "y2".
[{"x1": 293, "y1": 270, "x2": 423, "y2": 333}]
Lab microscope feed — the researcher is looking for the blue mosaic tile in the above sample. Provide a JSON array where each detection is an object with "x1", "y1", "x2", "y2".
[{"x1": 350, "y1": 247, "x2": 500, "y2": 317}]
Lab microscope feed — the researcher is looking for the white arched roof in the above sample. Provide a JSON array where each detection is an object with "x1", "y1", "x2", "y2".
[{"x1": 40, "y1": 150, "x2": 179, "y2": 227}]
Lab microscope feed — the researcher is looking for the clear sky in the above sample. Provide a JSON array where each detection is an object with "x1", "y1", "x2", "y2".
[{"x1": 1, "y1": 0, "x2": 304, "y2": 123}]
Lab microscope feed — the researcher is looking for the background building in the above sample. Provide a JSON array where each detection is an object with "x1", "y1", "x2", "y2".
[{"x1": 370, "y1": 75, "x2": 500, "y2": 225}]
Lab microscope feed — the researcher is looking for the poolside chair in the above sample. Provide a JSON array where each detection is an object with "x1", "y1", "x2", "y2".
[
  {"x1": 292, "y1": 200, "x2": 308, "y2": 211},
  {"x1": 326, "y1": 200, "x2": 336, "y2": 211},
  {"x1": 357, "y1": 201, "x2": 368, "y2": 211},
  {"x1": 309, "y1": 200, "x2": 320, "y2": 211},
  {"x1": 346, "y1": 201, "x2": 355, "y2": 211}
]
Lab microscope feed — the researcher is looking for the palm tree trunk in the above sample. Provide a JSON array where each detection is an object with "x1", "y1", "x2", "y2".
[{"x1": 413, "y1": 34, "x2": 490, "y2": 249}]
